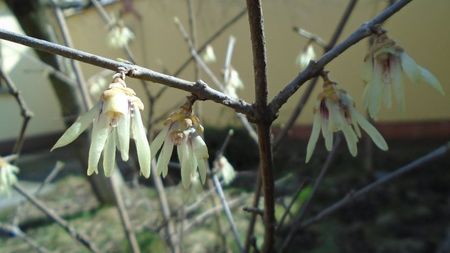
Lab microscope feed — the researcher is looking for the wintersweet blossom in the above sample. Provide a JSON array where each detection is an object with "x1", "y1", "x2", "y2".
[
  {"x1": 52, "y1": 73, "x2": 150, "y2": 178},
  {"x1": 150, "y1": 103, "x2": 209, "y2": 188},
  {"x1": 107, "y1": 21, "x2": 135, "y2": 48},
  {"x1": 296, "y1": 44, "x2": 316, "y2": 70},
  {"x1": 306, "y1": 78, "x2": 388, "y2": 163},
  {"x1": 224, "y1": 66, "x2": 244, "y2": 98},
  {"x1": 201, "y1": 45, "x2": 217, "y2": 63},
  {"x1": 0, "y1": 157, "x2": 19, "y2": 194},
  {"x1": 215, "y1": 156, "x2": 236, "y2": 185},
  {"x1": 363, "y1": 33, "x2": 445, "y2": 118}
]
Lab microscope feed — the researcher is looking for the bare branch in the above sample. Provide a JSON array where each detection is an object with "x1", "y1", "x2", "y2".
[
  {"x1": 269, "y1": 0, "x2": 412, "y2": 116},
  {"x1": 0, "y1": 28, "x2": 255, "y2": 117},
  {"x1": 12, "y1": 184, "x2": 101, "y2": 253}
]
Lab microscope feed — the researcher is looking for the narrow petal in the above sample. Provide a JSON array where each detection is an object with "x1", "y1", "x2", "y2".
[
  {"x1": 341, "y1": 123, "x2": 358, "y2": 157},
  {"x1": 51, "y1": 103, "x2": 100, "y2": 151},
  {"x1": 87, "y1": 113, "x2": 110, "y2": 175},
  {"x1": 305, "y1": 113, "x2": 321, "y2": 163},
  {"x1": 117, "y1": 111, "x2": 130, "y2": 161},
  {"x1": 150, "y1": 126, "x2": 170, "y2": 159},
  {"x1": 322, "y1": 118, "x2": 333, "y2": 151},
  {"x1": 192, "y1": 135, "x2": 209, "y2": 183},
  {"x1": 197, "y1": 159, "x2": 208, "y2": 184},
  {"x1": 420, "y1": 67, "x2": 445, "y2": 95},
  {"x1": 352, "y1": 109, "x2": 388, "y2": 151},
  {"x1": 383, "y1": 82, "x2": 392, "y2": 108},
  {"x1": 156, "y1": 135, "x2": 174, "y2": 177},
  {"x1": 103, "y1": 132, "x2": 116, "y2": 177},
  {"x1": 400, "y1": 52, "x2": 421, "y2": 84},
  {"x1": 392, "y1": 62, "x2": 406, "y2": 111},
  {"x1": 132, "y1": 105, "x2": 151, "y2": 178},
  {"x1": 177, "y1": 140, "x2": 192, "y2": 188}
]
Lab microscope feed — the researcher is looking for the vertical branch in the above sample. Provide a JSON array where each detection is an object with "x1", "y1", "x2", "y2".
[{"x1": 245, "y1": 1, "x2": 275, "y2": 253}]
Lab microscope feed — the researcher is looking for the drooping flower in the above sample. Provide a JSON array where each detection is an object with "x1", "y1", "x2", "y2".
[
  {"x1": 224, "y1": 66, "x2": 244, "y2": 98},
  {"x1": 150, "y1": 101, "x2": 209, "y2": 188},
  {"x1": 202, "y1": 45, "x2": 217, "y2": 64},
  {"x1": 0, "y1": 157, "x2": 19, "y2": 195},
  {"x1": 306, "y1": 76, "x2": 388, "y2": 163},
  {"x1": 107, "y1": 20, "x2": 135, "y2": 48},
  {"x1": 52, "y1": 72, "x2": 150, "y2": 178},
  {"x1": 296, "y1": 44, "x2": 316, "y2": 70},
  {"x1": 363, "y1": 33, "x2": 445, "y2": 119},
  {"x1": 215, "y1": 156, "x2": 236, "y2": 185}
]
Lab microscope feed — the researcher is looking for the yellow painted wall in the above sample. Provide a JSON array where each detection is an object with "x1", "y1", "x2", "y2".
[
  {"x1": 1, "y1": 0, "x2": 449, "y2": 141},
  {"x1": 65, "y1": 0, "x2": 450, "y2": 128}
]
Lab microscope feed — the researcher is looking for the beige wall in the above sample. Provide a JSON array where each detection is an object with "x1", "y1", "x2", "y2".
[
  {"x1": 1, "y1": 0, "x2": 449, "y2": 141},
  {"x1": 66, "y1": 0, "x2": 450, "y2": 127}
]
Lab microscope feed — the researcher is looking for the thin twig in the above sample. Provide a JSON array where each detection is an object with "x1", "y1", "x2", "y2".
[
  {"x1": 269, "y1": 0, "x2": 412, "y2": 116},
  {"x1": 279, "y1": 136, "x2": 341, "y2": 252},
  {"x1": 0, "y1": 223, "x2": 52, "y2": 253},
  {"x1": 0, "y1": 69, "x2": 33, "y2": 156},
  {"x1": 12, "y1": 184, "x2": 101, "y2": 253},
  {"x1": 287, "y1": 142, "x2": 450, "y2": 248},
  {"x1": 292, "y1": 27, "x2": 327, "y2": 48},
  {"x1": 243, "y1": 170, "x2": 262, "y2": 253},
  {"x1": 0, "y1": 28, "x2": 254, "y2": 117},
  {"x1": 151, "y1": 164, "x2": 178, "y2": 253},
  {"x1": 50, "y1": 0, "x2": 91, "y2": 109},
  {"x1": 276, "y1": 178, "x2": 309, "y2": 230}
]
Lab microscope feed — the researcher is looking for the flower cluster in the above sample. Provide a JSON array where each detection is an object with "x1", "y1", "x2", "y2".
[
  {"x1": 215, "y1": 156, "x2": 236, "y2": 185},
  {"x1": 52, "y1": 72, "x2": 150, "y2": 178},
  {"x1": 363, "y1": 33, "x2": 444, "y2": 118},
  {"x1": 107, "y1": 21, "x2": 135, "y2": 48},
  {"x1": 306, "y1": 76, "x2": 388, "y2": 162},
  {"x1": 0, "y1": 157, "x2": 19, "y2": 194},
  {"x1": 151, "y1": 101, "x2": 209, "y2": 188}
]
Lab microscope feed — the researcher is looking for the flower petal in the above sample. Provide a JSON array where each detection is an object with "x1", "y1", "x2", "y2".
[
  {"x1": 352, "y1": 109, "x2": 388, "y2": 151},
  {"x1": 132, "y1": 105, "x2": 151, "y2": 178},
  {"x1": 392, "y1": 62, "x2": 406, "y2": 111},
  {"x1": 400, "y1": 52, "x2": 421, "y2": 84},
  {"x1": 192, "y1": 135, "x2": 209, "y2": 183},
  {"x1": 103, "y1": 131, "x2": 116, "y2": 177},
  {"x1": 51, "y1": 103, "x2": 100, "y2": 151},
  {"x1": 117, "y1": 111, "x2": 130, "y2": 161},
  {"x1": 420, "y1": 67, "x2": 445, "y2": 95},
  {"x1": 87, "y1": 113, "x2": 110, "y2": 176},
  {"x1": 305, "y1": 112, "x2": 322, "y2": 163},
  {"x1": 150, "y1": 126, "x2": 169, "y2": 159},
  {"x1": 156, "y1": 135, "x2": 174, "y2": 177},
  {"x1": 177, "y1": 140, "x2": 193, "y2": 188}
]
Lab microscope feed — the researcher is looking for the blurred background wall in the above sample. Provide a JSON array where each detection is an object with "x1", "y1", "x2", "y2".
[{"x1": 1, "y1": 0, "x2": 449, "y2": 143}]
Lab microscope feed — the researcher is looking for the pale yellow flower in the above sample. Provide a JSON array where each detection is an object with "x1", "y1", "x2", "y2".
[
  {"x1": 215, "y1": 156, "x2": 236, "y2": 185},
  {"x1": 151, "y1": 104, "x2": 208, "y2": 188},
  {"x1": 224, "y1": 66, "x2": 244, "y2": 98},
  {"x1": 201, "y1": 45, "x2": 216, "y2": 64},
  {"x1": 52, "y1": 74, "x2": 150, "y2": 178},
  {"x1": 0, "y1": 157, "x2": 19, "y2": 194},
  {"x1": 107, "y1": 21, "x2": 135, "y2": 48},
  {"x1": 363, "y1": 33, "x2": 445, "y2": 118},
  {"x1": 296, "y1": 44, "x2": 316, "y2": 70},
  {"x1": 306, "y1": 79, "x2": 388, "y2": 163}
]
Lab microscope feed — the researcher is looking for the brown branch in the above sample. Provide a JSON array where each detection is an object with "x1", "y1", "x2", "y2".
[
  {"x1": 0, "y1": 28, "x2": 255, "y2": 117},
  {"x1": 269, "y1": 0, "x2": 412, "y2": 116},
  {"x1": 284, "y1": 142, "x2": 450, "y2": 251},
  {"x1": 245, "y1": 1, "x2": 275, "y2": 252},
  {"x1": 12, "y1": 184, "x2": 101, "y2": 253}
]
